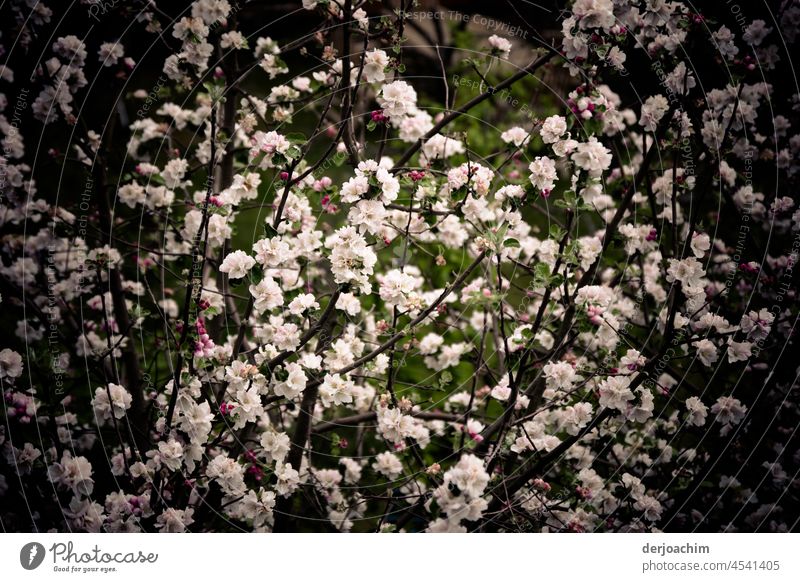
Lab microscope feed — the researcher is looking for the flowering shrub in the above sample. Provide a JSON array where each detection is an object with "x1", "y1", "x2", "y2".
[{"x1": 0, "y1": 0, "x2": 798, "y2": 532}]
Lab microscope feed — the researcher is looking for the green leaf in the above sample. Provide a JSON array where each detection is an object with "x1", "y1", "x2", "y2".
[
  {"x1": 549, "y1": 225, "x2": 565, "y2": 240},
  {"x1": 251, "y1": 151, "x2": 267, "y2": 167},
  {"x1": 249, "y1": 264, "x2": 264, "y2": 285},
  {"x1": 264, "y1": 222, "x2": 279, "y2": 239},
  {"x1": 503, "y1": 238, "x2": 520, "y2": 248},
  {"x1": 203, "y1": 82, "x2": 225, "y2": 103},
  {"x1": 131, "y1": 305, "x2": 150, "y2": 320},
  {"x1": 285, "y1": 132, "x2": 307, "y2": 142},
  {"x1": 438, "y1": 371, "x2": 453, "y2": 387},
  {"x1": 534, "y1": 263, "x2": 550, "y2": 278}
]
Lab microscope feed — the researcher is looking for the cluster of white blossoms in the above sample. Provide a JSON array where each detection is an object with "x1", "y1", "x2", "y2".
[
  {"x1": 250, "y1": 130, "x2": 296, "y2": 169},
  {"x1": 341, "y1": 159, "x2": 400, "y2": 205},
  {"x1": 377, "y1": 80, "x2": 419, "y2": 122},
  {"x1": 0, "y1": 0, "x2": 797, "y2": 534},
  {"x1": 92, "y1": 383, "x2": 133, "y2": 423},
  {"x1": 427, "y1": 455, "x2": 491, "y2": 532},
  {"x1": 326, "y1": 226, "x2": 378, "y2": 292}
]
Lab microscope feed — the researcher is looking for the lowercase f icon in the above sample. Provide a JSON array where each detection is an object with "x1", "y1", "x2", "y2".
[{"x1": 20, "y1": 542, "x2": 46, "y2": 570}]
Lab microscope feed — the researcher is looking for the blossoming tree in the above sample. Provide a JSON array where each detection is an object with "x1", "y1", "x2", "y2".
[{"x1": 0, "y1": 0, "x2": 798, "y2": 532}]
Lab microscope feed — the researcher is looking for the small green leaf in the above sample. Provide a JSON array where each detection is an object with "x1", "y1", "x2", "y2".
[
  {"x1": 549, "y1": 225, "x2": 565, "y2": 240},
  {"x1": 439, "y1": 371, "x2": 453, "y2": 387},
  {"x1": 534, "y1": 263, "x2": 550, "y2": 278},
  {"x1": 264, "y1": 222, "x2": 279, "y2": 239}
]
